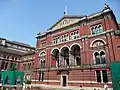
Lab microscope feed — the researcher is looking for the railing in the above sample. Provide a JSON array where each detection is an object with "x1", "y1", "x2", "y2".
[{"x1": 35, "y1": 61, "x2": 109, "y2": 72}]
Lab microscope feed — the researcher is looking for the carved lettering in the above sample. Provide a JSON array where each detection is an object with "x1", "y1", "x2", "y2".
[{"x1": 52, "y1": 18, "x2": 80, "y2": 30}]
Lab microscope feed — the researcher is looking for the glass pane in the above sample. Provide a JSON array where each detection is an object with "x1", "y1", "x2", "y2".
[
  {"x1": 102, "y1": 70, "x2": 108, "y2": 83},
  {"x1": 96, "y1": 70, "x2": 101, "y2": 82},
  {"x1": 99, "y1": 25, "x2": 103, "y2": 33},
  {"x1": 76, "y1": 57, "x2": 80, "y2": 65},
  {"x1": 100, "y1": 52, "x2": 106, "y2": 64},
  {"x1": 92, "y1": 28, "x2": 96, "y2": 35}
]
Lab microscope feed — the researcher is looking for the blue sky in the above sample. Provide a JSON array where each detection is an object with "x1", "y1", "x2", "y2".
[{"x1": 0, "y1": 0, "x2": 120, "y2": 46}]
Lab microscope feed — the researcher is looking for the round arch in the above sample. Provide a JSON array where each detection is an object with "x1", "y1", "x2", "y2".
[
  {"x1": 51, "y1": 47, "x2": 60, "y2": 54},
  {"x1": 90, "y1": 38, "x2": 106, "y2": 47},
  {"x1": 39, "y1": 51, "x2": 46, "y2": 56},
  {"x1": 59, "y1": 45, "x2": 70, "y2": 52},
  {"x1": 70, "y1": 43, "x2": 81, "y2": 50}
]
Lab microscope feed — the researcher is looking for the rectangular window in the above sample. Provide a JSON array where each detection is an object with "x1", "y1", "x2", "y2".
[
  {"x1": 102, "y1": 70, "x2": 108, "y2": 83},
  {"x1": 70, "y1": 30, "x2": 79, "y2": 40},
  {"x1": 96, "y1": 70, "x2": 101, "y2": 82},
  {"x1": 39, "y1": 72, "x2": 44, "y2": 81},
  {"x1": 28, "y1": 63, "x2": 31, "y2": 70},
  {"x1": 23, "y1": 64, "x2": 26, "y2": 70},
  {"x1": 41, "y1": 72, "x2": 44, "y2": 81},
  {"x1": 5, "y1": 62, "x2": 8, "y2": 70},
  {"x1": 61, "y1": 34, "x2": 69, "y2": 42},
  {"x1": 53, "y1": 36, "x2": 60, "y2": 44},
  {"x1": 41, "y1": 42, "x2": 46, "y2": 48},
  {"x1": 1, "y1": 61, "x2": 5, "y2": 69}
]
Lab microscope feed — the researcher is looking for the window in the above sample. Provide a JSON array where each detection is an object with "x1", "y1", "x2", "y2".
[
  {"x1": 94, "y1": 51, "x2": 106, "y2": 64},
  {"x1": 39, "y1": 52, "x2": 46, "y2": 68},
  {"x1": 15, "y1": 57, "x2": 17, "y2": 60},
  {"x1": 7, "y1": 56, "x2": 9, "y2": 60},
  {"x1": 5, "y1": 62, "x2": 8, "y2": 70},
  {"x1": 96, "y1": 70, "x2": 101, "y2": 82},
  {"x1": 12, "y1": 56, "x2": 14, "y2": 60},
  {"x1": 53, "y1": 36, "x2": 60, "y2": 44},
  {"x1": 91, "y1": 24, "x2": 103, "y2": 35},
  {"x1": 28, "y1": 63, "x2": 31, "y2": 70},
  {"x1": 94, "y1": 52, "x2": 100, "y2": 64},
  {"x1": 40, "y1": 60, "x2": 45, "y2": 68},
  {"x1": 102, "y1": 70, "x2": 108, "y2": 83},
  {"x1": 96, "y1": 70, "x2": 108, "y2": 83},
  {"x1": 3, "y1": 55, "x2": 6, "y2": 59},
  {"x1": 23, "y1": 64, "x2": 26, "y2": 70},
  {"x1": 7, "y1": 44, "x2": 11, "y2": 47},
  {"x1": 41, "y1": 42, "x2": 46, "y2": 48},
  {"x1": 70, "y1": 30, "x2": 79, "y2": 40},
  {"x1": 39, "y1": 72, "x2": 44, "y2": 81},
  {"x1": 1, "y1": 61, "x2": 5, "y2": 69},
  {"x1": 13, "y1": 45, "x2": 17, "y2": 48},
  {"x1": 61, "y1": 34, "x2": 69, "y2": 42}
]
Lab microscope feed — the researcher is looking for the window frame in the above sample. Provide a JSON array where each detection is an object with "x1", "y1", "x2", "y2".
[
  {"x1": 90, "y1": 24, "x2": 103, "y2": 35},
  {"x1": 96, "y1": 70, "x2": 108, "y2": 83}
]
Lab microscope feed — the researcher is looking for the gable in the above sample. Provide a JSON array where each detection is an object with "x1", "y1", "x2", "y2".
[{"x1": 49, "y1": 16, "x2": 85, "y2": 31}]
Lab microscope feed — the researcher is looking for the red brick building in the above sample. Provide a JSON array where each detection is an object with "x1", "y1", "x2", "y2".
[
  {"x1": 0, "y1": 38, "x2": 35, "y2": 83},
  {"x1": 34, "y1": 4, "x2": 120, "y2": 90}
]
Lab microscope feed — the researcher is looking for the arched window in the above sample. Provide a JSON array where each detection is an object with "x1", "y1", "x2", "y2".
[
  {"x1": 95, "y1": 26, "x2": 99, "y2": 34},
  {"x1": 91, "y1": 27, "x2": 96, "y2": 35},
  {"x1": 100, "y1": 51, "x2": 106, "y2": 64},
  {"x1": 91, "y1": 24, "x2": 103, "y2": 35},
  {"x1": 91, "y1": 40, "x2": 105, "y2": 48},
  {"x1": 94, "y1": 52, "x2": 100, "y2": 64},
  {"x1": 98, "y1": 25, "x2": 103, "y2": 33},
  {"x1": 94, "y1": 51, "x2": 106, "y2": 65},
  {"x1": 39, "y1": 52, "x2": 46, "y2": 68}
]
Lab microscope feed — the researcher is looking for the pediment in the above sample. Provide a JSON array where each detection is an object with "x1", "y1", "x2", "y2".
[{"x1": 49, "y1": 16, "x2": 85, "y2": 31}]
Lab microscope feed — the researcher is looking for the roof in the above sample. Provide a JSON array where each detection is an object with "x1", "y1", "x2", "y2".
[
  {"x1": 7, "y1": 40, "x2": 35, "y2": 49},
  {"x1": 0, "y1": 37, "x2": 35, "y2": 49},
  {"x1": 0, "y1": 45, "x2": 34, "y2": 56}
]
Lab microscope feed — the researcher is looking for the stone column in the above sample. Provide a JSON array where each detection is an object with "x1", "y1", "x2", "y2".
[
  {"x1": 69, "y1": 53, "x2": 73, "y2": 66},
  {"x1": 59, "y1": 53, "x2": 64, "y2": 67}
]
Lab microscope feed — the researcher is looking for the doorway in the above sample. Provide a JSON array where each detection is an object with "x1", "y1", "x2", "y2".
[
  {"x1": 62, "y1": 76, "x2": 66, "y2": 86},
  {"x1": 61, "y1": 75, "x2": 67, "y2": 87}
]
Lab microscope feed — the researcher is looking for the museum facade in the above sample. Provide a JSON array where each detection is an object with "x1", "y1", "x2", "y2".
[{"x1": 34, "y1": 4, "x2": 120, "y2": 90}]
